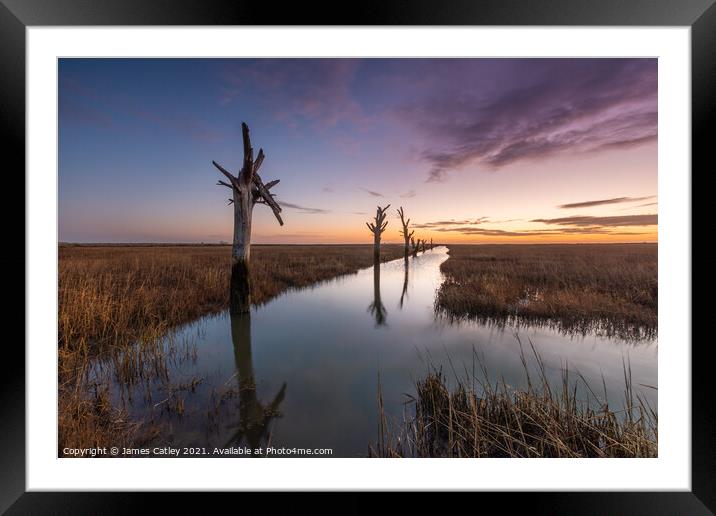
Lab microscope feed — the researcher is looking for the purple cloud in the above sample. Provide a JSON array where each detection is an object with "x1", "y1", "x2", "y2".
[
  {"x1": 413, "y1": 217, "x2": 489, "y2": 229},
  {"x1": 559, "y1": 195, "x2": 656, "y2": 209},
  {"x1": 394, "y1": 59, "x2": 657, "y2": 181},
  {"x1": 360, "y1": 188, "x2": 384, "y2": 197},
  {"x1": 531, "y1": 214, "x2": 657, "y2": 227},
  {"x1": 221, "y1": 59, "x2": 365, "y2": 129},
  {"x1": 279, "y1": 201, "x2": 330, "y2": 214}
]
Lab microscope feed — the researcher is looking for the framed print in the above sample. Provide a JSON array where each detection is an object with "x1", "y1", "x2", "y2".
[{"x1": 3, "y1": 0, "x2": 710, "y2": 511}]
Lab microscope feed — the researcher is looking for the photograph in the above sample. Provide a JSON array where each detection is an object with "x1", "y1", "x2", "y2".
[{"x1": 57, "y1": 57, "x2": 659, "y2": 459}]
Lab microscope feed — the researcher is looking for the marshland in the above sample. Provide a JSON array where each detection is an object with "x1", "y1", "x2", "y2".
[
  {"x1": 59, "y1": 242, "x2": 657, "y2": 457},
  {"x1": 57, "y1": 57, "x2": 660, "y2": 459}
]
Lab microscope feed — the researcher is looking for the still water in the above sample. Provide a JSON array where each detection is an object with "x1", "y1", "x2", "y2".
[{"x1": 93, "y1": 247, "x2": 657, "y2": 457}]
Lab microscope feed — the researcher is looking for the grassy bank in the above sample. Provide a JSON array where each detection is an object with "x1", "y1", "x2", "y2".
[
  {"x1": 59, "y1": 244, "x2": 405, "y2": 354},
  {"x1": 59, "y1": 244, "x2": 404, "y2": 452},
  {"x1": 372, "y1": 344, "x2": 657, "y2": 458},
  {"x1": 436, "y1": 244, "x2": 657, "y2": 338}
]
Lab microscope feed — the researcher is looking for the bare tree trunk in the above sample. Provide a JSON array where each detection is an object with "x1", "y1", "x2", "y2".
[
  {"x1": 366, "y1": 204, "x2": 390, "y2": 265},
  {"x1": 397, "y1": 207, "x2": 414, "y2": 260},
  {"x1": 212, "y1": 122, "x2": 284, "y2": 314},
  {"x1": 230, "y1": 184, "x2": 253, "y2": 314},
  {"x1": 373, "y1": 231, "x2": 381, "y2": 263},
  {"x1": 232, "y1": 185, "x2": 253, "y2": 263}
]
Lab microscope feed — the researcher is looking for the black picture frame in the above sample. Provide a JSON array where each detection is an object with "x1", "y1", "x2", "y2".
[{"x1": 2, "y1": 0, "x2": 708, "y2": 512}]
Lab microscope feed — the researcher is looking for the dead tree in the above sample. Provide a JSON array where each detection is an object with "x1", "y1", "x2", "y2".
[
  {"x1": 366, "y1": 204, "x2": 390, "y2": 264},
  {"x1": 430, "y1": 238, "x2": 433, "y2": 250},
  {"x1": 397, "y1": 207, "x2": 414, "y2": 260},
  {"x1": 411, "y1": 237, "x2": 420, "y2": 257},
  {"x1": 420, "y1": 239, "x2": 426, "y2": 253},
  {"x1": 212, "y1": 122, "x2": 283, "y2": 313}
]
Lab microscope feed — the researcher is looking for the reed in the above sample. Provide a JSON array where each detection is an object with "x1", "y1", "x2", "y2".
[{"x1": 371, "y1": 341, "x2": 657, "y2": 458}]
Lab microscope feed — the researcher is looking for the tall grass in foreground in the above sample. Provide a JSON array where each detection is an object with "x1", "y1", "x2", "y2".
[{"x1": 371, "y1": 342, "x2": 657, "y2": 458}]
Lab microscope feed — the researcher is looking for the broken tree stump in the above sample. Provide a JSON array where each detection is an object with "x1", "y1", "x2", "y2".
[
  {"x1": 212, "y1": 122, "x2": 283, "y2": 313},
  {"x1": 397, "y1": 206, "x2": 414, "y2": 260},
  {"x1": 366, "y1": 204, "x2": 390, "y2": 264}
]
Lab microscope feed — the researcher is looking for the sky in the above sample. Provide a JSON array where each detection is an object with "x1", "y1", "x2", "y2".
[{"x1": 58, "y1": 58, "x2": 657, "y2": 244}]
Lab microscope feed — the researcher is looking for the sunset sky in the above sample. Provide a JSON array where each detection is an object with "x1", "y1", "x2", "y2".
[{"x1": 58, "y1": 58, "x2": 657, "y2": 244}]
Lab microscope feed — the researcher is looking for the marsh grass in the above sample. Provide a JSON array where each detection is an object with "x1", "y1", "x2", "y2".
[
  {"x1": 371, "y1": 341, "x2": 657, "y2": 458},
  {"x1": 436, "y1": 244, "x2": 657, "y2": 339}
]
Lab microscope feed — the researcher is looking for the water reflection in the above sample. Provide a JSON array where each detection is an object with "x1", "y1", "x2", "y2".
[
  {"x1": 229, "y1": 261, "x2": 252, "y2": 314},
  {"x1": 225, "y1": 310, "x2": 287, "y2": 452},
  {"x1": 368, "y1": 263, "x2": 387, "y2": 326},
  {"x1": 94, "y1": 246, "x2": 657, "y2": 456},
  {"x1": 399, "y1": 258, "x2": 409, "y2": 309}
]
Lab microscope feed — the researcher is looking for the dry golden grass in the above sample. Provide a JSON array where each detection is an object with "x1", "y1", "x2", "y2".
[
  {"x1": 436, "y1": 244, "x2": 657, "y2": 338},
  {"x1": 372, "y1": 343, "x2": 657, "y2": 458},
  {"x1": 58, "y1": 244, "x2": 404, "y2": 454}
]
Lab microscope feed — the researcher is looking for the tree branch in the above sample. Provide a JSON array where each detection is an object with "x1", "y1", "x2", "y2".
[
  {"x1": 241, "y1": 122, "x2": 254, "y2": 183},
  {"x1": 265, "y1": 179, "x2": 280, "y2": 190},
  {"x1": 252, "y1": 173, "x2": 283, "y2": 214},
  {"x1": 212, "y1": 161, "x2": 240, "y2": 189},
  {"x1": 254, "y1": 148, "x2": 265, "y2": 174}
]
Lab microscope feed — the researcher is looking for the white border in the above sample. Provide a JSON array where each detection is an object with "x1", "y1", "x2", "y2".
[{"x1": 27, "y1": 27, "x2": 691, "y2": 491}]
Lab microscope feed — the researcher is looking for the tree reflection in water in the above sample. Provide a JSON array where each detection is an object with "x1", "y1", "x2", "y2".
[
  {"x1": 368, "y1": 263, "x2": 387, "y2": 326},
  {"x1": 225, "y1": 288, "x2": 287, "y2": 453}
]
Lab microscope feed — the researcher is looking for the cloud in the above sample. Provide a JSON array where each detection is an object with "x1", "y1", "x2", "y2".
[
  {"x1": 393, "y1": 59, "x2": 657, "y2": 181},
  {"x1": 321, "y1": 186, "x2": 335, "y2": 193},
  {"x1": 558, "y1": 195, "x2": 655, "y2": 209},
  {"x1": 279, "y1": 201, "x2": 330, "y2": 214},
  {"x1": 400, "y1": 190, "x2": 417, "y2": 198},
  {"x1": 59, "y1": 74, "x2": 221, "y2": 142},
  {"x1": 434, "y1": 226, "x2": 649, "y2": 237},
  {"x1": 360, "y1": 188, "x2": 384, "y2": 197},
  {"x1": 413, "y1": 217, "x2": 489, "y2": 229},
  {"x1": 436, "y1": 227, "x2": 614, "y2": 236},
  {"x1": 411, "y1": 212, "x2": 655, "y2": 238},
  {"x1": 623, "y1": 202, "x2": 658, "y2": 210},
  {"x1": 531, "y1": 214, "x2": 657, "y2": 227},
  {"x1": 220, "y1": 59, "x2": 365, "y2": 129}
]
